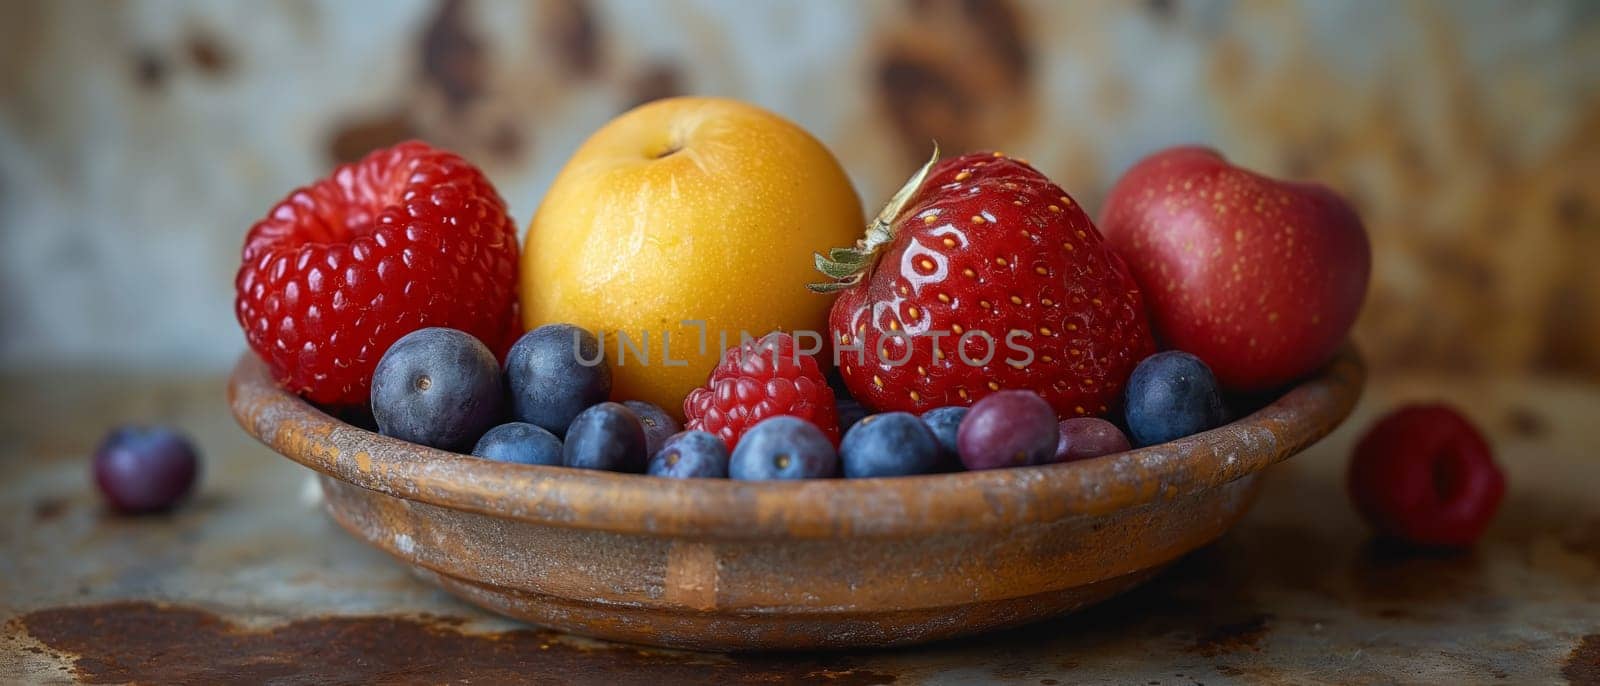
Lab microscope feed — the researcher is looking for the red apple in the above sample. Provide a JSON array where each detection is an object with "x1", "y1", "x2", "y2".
[{"x1": 1099, "y1": 147, "x2": 1370, "y2": 391}]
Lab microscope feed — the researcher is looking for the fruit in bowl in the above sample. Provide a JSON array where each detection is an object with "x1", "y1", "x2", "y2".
[
  {"x1": 728, "y1": 416, "x2": 840, "y2": 480},
  {"x1": 1099, "y1": 146, "x2": 1370, "y2": 391},
  {"x1": 520, "y1": 97, "x2": 864, "y2": 416},
  {"x1": 230, "y1": 103, "x2": 1371, "y2": 485},
  {"x1": 503, "y1": 324, "x2": 612, "y2": 437},
  {"x1": 840, "y1": 412, "x2": 944, "y2": 478},
  {"x1": 1051, "y1": 418, "x2": 1131, "y2": 464},
  {"x1": 812, "y1": 149, "x2": 1157, "y2": 419},
  {"x1": 370, "y1": 327, "x2": 505, "y2": 452},
  {"x1": 955, "y1": 390, "x2": 1060, "y2": 471},
  {"x1": 647, "y1": 430, "x2": 730, "y2": 479},
  {"x1": 472, "y1": 422, "x2": 563, "y2": 466},
  {"x1": 1122, "y1": 350, "x2": 1226, "y2": 447},
  {"x1": 563, "y1": 402, "x2": 651, "y2": 473},
  {"x1": 234, "y1": 142, "x2": 520, "y2": 408},
  {"x1": 683, "y1": 331, "x2": 840, "y2": 450}
]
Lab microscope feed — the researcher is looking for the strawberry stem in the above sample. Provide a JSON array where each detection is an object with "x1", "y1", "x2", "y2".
[{"x1": 808, "y1": 143, "x2": 941, "y2": 294}]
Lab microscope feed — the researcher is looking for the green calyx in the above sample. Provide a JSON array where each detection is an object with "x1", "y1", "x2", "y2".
[{"x1": 808, "y1": 143, "x2": 941, "y2": 294}]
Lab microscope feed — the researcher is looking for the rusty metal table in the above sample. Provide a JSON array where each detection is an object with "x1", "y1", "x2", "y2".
[{"x1": 2, "y1": 371, "x2": 1597, "y2": 684}]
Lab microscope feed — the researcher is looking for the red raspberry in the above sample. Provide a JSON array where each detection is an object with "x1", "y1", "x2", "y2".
[
  {"x1": 235, "y1": 141, "x2": 520, "y2": 407},
  {"x1": 683, "y1": 332, "x2": 841, "y2": 450},
  {"x1": 1348, "y1": 404, "x2": 1505, "y2": 548}
]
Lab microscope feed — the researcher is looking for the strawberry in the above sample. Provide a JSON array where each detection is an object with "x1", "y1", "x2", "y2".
[
  {"x1": 683, "y1": 332, "x2": 841, "y2": 450},
  {"x1": 235, "y1": 141, "x2": 520, "y2": 408},
  {"x1": 811, "y1": 149, "x2": 1156, "y2": 418}
]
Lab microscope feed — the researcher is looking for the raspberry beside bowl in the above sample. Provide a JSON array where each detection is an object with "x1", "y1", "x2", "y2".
[{"x1": 227, "y1": 347, "x2": 1364, "y2": 651}]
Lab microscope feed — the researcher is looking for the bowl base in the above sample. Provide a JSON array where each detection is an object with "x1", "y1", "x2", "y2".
[
  {"x1": 409, "y1": 562, "x2": 1168, "y2": 651},
  {"x1": 319, "y1": 473, "x2": 1242, "y2": 651}
]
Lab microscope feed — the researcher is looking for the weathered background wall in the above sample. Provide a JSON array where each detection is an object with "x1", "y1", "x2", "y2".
[{"x1": 1, "y1": 0, "x2": 1596, "y2": 380}]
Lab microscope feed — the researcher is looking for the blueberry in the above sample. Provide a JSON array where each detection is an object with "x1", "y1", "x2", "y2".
[
  {"x1": 505, "y1": 324, "x2": 612, "y2": 437},
  {"x1": 371, "y1": 327, "x2": 504, "y2": 451},
  {"x1": 92, "y1": 426, "x2": 199, "y2": 514},
  {"x1": 562, "y1": 402, "x2": 648, "y2": 472},
  {"x1": 1051, "y1": 418, "x2": 1131, "y2": 463},
  {"x1": 822, "y1": 367, "x2": 872, "y2": 433},
  {"x1": 956, "y1": 391, "x2": 1059, "y2": 470},
  {"x1": 840, "y1": 412, "x2": 942, "y2": 478},
  {"x1": 834, "y1": 393, "x2": 871, "y2": 434},
  {"x1": 1123, "y1": 351, "x2": 1226, "y2": 447},
  {"x1": 729, "y1": 416, "x2": 838, "y2": 480},
  {"x1": 920, "y1": 406, "x2": 968, "y2": 469},
  {"x1": 825, "y1": 367, "x2": 851, "y2": 396},
  {"x1": 623, "y1": 400, "x2": 681, "y2": 458},
  {"x1": 471, "y1": 422, "x2": 563, "y2": 466},
  {"x1": 648, "y1": 431, "x2": 730, "y2": 479}
]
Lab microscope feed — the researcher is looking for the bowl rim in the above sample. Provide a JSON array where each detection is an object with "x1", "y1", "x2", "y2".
[{"x1": 228, "y1": 347, "x2": 1363, "y2": 540}]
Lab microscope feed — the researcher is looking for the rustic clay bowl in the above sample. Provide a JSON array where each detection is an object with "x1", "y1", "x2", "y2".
[{"x1": 228, "y1": 347, "x2": 1363, "y2": 651}]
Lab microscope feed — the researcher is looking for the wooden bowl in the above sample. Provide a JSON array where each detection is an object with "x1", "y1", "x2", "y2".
[{"x1": 228, "y1": 348, "x2": 1363, "y2": 651}]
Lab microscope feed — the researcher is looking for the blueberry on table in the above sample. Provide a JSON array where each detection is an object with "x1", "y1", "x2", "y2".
[
  {"x1": 623, "y1": 400, "x2": 682, "y2": 458},
  {"x1": 371, "y1": 327, "x2": 504, "y2": 452},
  {"x1": 1051, "y1": 417, "x2": 1131, "y2": 463},
  {"x1": 920, "y1": 406, "x2": 968, "y2": 469},
  {"x1": 841, "y1": 413, "x2": 943, "y2": 478},
  {"x1": 471, "y1": 422, "x2": 563, "y2": 466},
  {"x1": 1123, "y1": 351, "x2": 1226, "y2": 447},
  {"x1": 93, "y1": 426, "x2": 200, "y2": 514},
  {"x1": 648, "y1": 431, "x2": 730, "y2": 479},
  {"x1": 505, "y1": 324, "x2": 612, "y2": 437},
  {"x1": 729, "y1": 416, "x2": 838, "y2": 480},
  {"x1": 562, "y1": 402, "x2": 649, "y2": 472},
  {"x1": 956, "y1": 391, "x2": 1059, "y2": 471}
]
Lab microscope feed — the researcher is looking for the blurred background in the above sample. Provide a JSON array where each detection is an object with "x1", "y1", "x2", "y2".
[{"x1": 1, "y1": 0, "x2": 1595, "y2": 381}]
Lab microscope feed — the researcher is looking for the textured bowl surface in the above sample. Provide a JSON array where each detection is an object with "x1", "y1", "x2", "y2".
[{"x1": 228, "y1": 348, "x2": 1363, "y2": 651}]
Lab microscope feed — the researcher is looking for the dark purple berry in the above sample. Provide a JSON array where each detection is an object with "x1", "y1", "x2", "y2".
[
  {"x1": 920, "y1": 406, "x2": 968, "y2": 470},
  {"x1": 956, "y1": 391, "x2": 1059, "y2": 470},
  {"x1": 471, "y1": 422, "x2": 563, "y2": 466},
  {"x1": 729, "y1": 416, "x2": 838, "y2": 480},
  {"x1": 93, "y1": 426, "x2": 199, "y2": 514},
  {"x1": 623, "y1": 400, "x2": 681, "y2": 458},
  {"x1": 1123, "y1": 351, "x2": 1226, "y2": 447},
  {"x1": 371, "y1": 327, "x2": 504, "y2": 451},
  {"x1": 840, "y1": 412, "x2": 942, "y2": 478},
  {"x1": 648, "y1": 431, "x2": 730, "y2": 479},
  {"x1": 505, "y1": 324, "x2": 612, "y2": 437},
  {"x1": 1051, "y1": 418, "x2": 1131, "y2": 463},
  {"x1": 562, "y1": 402, "x2": 648, "y2": 472},
  {"x1": 835, "y1": 394, "x2": 871, "y2": 434}
]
